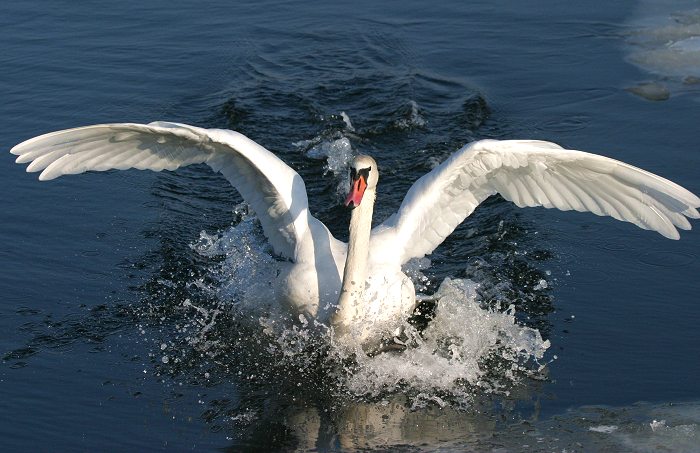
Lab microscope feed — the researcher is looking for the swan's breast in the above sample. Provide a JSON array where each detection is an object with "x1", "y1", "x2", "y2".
[
  {"x1": 334, "y1": 268, "x2": 417, "y2": 348},
  {"x1": 276, "y1": 261, "x2": 342, "y2": 321},
  {"x1": 364, "y1": 267, "x2": 417, "y2": 322}
]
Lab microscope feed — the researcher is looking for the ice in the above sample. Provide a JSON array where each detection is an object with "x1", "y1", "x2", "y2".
[
  {"x1": 624, "y1": 2, "x2": 700, "y2": 91},
  {"x1": 625, "y1": 82, "x2": 671, "y2": 101},
  {"x1": 589, "y1": 425, "x2": 619, "y2": 433},
  {"x1": 650, "y1": 419, "x2": 667, "y2": 431}
]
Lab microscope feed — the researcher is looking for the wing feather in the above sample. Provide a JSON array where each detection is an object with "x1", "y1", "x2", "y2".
[
  {"x1": 11, "y1": 121, "x2": 338, "y2": 261},
  {"x1": 374, "y1": 139, "x2": 700, "y2": 264}
]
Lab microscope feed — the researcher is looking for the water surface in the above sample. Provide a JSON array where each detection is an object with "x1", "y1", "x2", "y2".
[{"x1": 2, "y1": 0, "x2": 699, "y2": 451}]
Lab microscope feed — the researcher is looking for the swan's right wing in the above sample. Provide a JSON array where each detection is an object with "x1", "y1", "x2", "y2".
[
  {"x1": 373, "y1": 139, "x2": 700, "y2": 265},
  {"x1": 11, "y1": 121, "x2": 334, "y2": 261}
]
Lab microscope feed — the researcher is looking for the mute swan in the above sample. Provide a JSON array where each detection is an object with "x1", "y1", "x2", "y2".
[{"x1": 11, "y1": 121, "x2": 700, "y2": 349}]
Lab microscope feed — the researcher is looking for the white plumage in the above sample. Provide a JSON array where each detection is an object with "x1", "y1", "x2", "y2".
[{"x1": 11, "y1": 121, "x2": 700, "y2": 348}]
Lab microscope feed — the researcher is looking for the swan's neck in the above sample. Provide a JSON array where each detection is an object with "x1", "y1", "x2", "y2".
[{"x1": 333, "y1": 188, "x2": 375, "y2": 332}]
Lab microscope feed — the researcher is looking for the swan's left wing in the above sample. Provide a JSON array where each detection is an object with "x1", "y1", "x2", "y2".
[{"x1": 373, "y1": 139, "x2": 700, "y2": 265}]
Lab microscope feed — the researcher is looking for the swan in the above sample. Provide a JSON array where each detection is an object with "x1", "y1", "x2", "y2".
[{"x1": 11, "y1": 121, "x2": 700, "y2": 349}]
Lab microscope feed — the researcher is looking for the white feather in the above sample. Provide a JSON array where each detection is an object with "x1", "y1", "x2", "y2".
[
  {"x1": 374, "y1": 139, "x2": 700, "y2": 264},
  {"x1": 11, "y1": 121, "x2": 342, "y2": 262},
  {"x1": 11, "y1": 125, "x2": 700, "y2": 349}
]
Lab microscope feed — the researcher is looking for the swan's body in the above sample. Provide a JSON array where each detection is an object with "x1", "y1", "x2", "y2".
[{"x1": 11, "y1": 121, "x2": 700, "y2": 348}]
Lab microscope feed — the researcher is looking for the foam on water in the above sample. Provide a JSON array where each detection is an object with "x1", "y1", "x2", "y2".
[
  {"x1": 292, "y1": 105, "x2": 431, "y2": 200},
  {"x1": 393, "y1": 100, "x2": 427, "y2": 129},
  {"x1": 306, "y1": 136, "x2": 354, "y2": 174},
  {"x1": 293, "y1": 110, "x2": 359, "y2": 197},
  {"x1": 345, "y1": 278, "x2": 549, "y2": 403}
]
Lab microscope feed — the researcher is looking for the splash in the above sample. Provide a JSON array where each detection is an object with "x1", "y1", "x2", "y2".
[
  {"x1": 182, "y1": 211, "x2": 551, "y2": 407},
  {"x1": 393, "y1": 100, "x2": 427, "y2": 129},
  {"x1": 340, "y1": 111, "x2": 355, "y2": 131},
  {"x1": 294, "y1": 110, "x2": 357, "y2": 173},
  {"x1": 293, "y1": 111, "x2": 359, "y2": 197},
  {"x1": 190, "y1": 204, "x2": 282, "y2": 316},
  {"x1": 305, "y1": 137, "x2": 354, "y2": 176},
  {"x1": 345, "y1": 278, "x2": 549, "y2": 405}
]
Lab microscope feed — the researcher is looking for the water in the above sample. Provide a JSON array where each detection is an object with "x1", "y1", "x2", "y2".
[{"x1": 2, "y1": 0, "x2": 699, "y2": 451}]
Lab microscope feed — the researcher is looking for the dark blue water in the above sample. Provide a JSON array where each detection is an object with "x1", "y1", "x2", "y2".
[{"x1": 2, "y1": 0, "x2": 699, "y2": 451}]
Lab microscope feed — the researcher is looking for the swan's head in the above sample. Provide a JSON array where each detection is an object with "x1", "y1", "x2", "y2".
[{"x1": 345, "y1": 155, "x2": 378, "y2": 208}]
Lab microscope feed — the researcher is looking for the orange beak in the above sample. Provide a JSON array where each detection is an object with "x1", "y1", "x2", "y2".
[{"x1": 345, "y1": 173, "x2": 367, "y2": 208}]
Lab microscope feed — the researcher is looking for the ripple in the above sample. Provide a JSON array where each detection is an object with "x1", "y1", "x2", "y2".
[
  {"x1": 565, "y1": 267, "x2": 613, "y2": 284},
  {"x1": 638, "y1": 250, "x2": 696, "y2": 268},
  {"x1": 537, "y1": 114, "x2": 591, "y2": 132},
  {"x1": 16, "y1": 306, "x2": 41, "y2": 316},
  {"x1": 588, "y1": 231, "x2": 635, "y2": 252},
  {"x1": 553, "y1": 251, "x2": 579, "y2": 265},
  {"x1": 592, "y1": 241, "x2": 630, "y2": 252}
]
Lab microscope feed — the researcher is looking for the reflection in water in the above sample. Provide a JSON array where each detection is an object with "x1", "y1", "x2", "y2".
[
  {"x1": 285, "y1": 395, "x2": 502, "y2": 451},
  {"x1": 223, "y1": 384, "x2": 700, "y2": 451}
]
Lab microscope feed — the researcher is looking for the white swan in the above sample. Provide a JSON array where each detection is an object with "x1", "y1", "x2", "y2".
[{"x1": 11, "y1": 121, "x2": 700, "y2": 349}]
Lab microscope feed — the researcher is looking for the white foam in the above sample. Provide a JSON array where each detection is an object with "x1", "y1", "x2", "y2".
[
  {"x1": 402, "y1": 257, "x2": 432, "y2": 293},
  {"x1": 533, "y1": 279, "x2": 548, "y2": 290},
  {"x1": 306, "y1": 137, "x2": 354, "y2": 175},
  {"x1": 188, "y1": 209, "x2": 550, "y2": 405},
  {"x1": 345, "y1": 278, "x2": 549, "y2": 403},
  {"x1": 340, "y1": 111, "x2": 355, "y2": 131},
  {"x1": 394, "y1": 100, "x2": 426, "y2": 129},
  {"x1": 293, "y1": 111, "x2": 358, "y2": 195},
  {"x1": 190, "y1": 204, "x2": 282, "y2": 314}
]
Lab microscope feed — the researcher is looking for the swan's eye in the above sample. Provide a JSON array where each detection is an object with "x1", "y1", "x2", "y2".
[
  {"x1": 349, "y1": 166, "x2": 371, "y2": 182},
  {"x1": 357, "y1": 167, "x2": 371, "y2": 181}
]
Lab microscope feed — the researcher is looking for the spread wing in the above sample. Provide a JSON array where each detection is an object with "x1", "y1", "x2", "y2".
[
  {"x1": 11, "y1": 121, "x2": 340, "y2": 262},
  {"x1": 372, "y1": 139, "x2": 700, "y2": 265}
]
